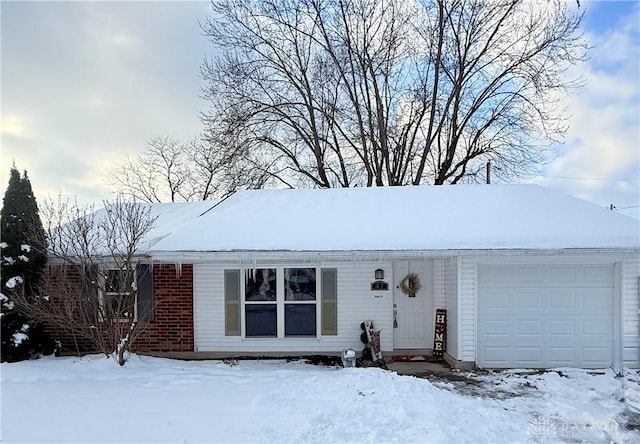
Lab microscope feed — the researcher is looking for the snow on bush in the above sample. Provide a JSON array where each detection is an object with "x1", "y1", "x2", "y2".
[
  {"x1": 17, "y1": 255, "x2": 29, "y2": 262},
  {"x1": 10, "y1": 325, "x2": 31, "y2": 346},
  {"x1": 20, "y1": 244, "x2": 30, "y2": 252},
  {"x1": 11, "y1": 332, "x2": 28, "y2": 346},
  {"x1": 0, "y1": 242, "x2": 7, "y2": 249},
  {"x1": 0, "y1": 292, "x2": 14, "y2": 312},
  {"x1": 5, "y1": 276, "x2": 23, "y2": 288}
]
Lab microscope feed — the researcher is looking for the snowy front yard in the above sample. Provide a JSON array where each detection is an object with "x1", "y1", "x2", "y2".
[{"x1": 1, "y1": 355, "x2": 638, "y2": 443}]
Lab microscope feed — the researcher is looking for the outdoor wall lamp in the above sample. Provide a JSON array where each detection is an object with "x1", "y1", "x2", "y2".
[{"x1": 375, "y1": 268, "x2": 384, "y2": 280}]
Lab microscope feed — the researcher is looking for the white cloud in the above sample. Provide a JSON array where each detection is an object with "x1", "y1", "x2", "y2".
[
  {"x1": 534, "y1": 3, "x2": 640, "y2": 219},
  {"x1": 1, "y1": 1, "x2": 637, "y2": 220},
  {"x1": 1, "y1": 1, "x2": 211, "y2": 206}
]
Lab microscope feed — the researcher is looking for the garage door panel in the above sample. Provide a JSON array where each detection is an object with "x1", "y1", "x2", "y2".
[
  {"x1": 582, "y1": 288, "x2": 615, "y2": 311},
  {"x1": 480, "y1": 320, "x2": 510, "y2": 337},
  {"x1": 517, "y1": 266, "x2": 544, "y2": 283},
  {"x1": 516, "y1": 291, "x2": 544, "y2": 310},
  {"x1": 582, "y1": 319, "x2": 613, "y2": 336},
  {"x1": 550, "y1": 266, "x2": 577, "y2": 283},
  {"x1": 481, "y1": 343, "x2": 613, "y2": 368},
  {"x1": 548, "y1": 347, "x2": 575, "y2": 366},
  {"x1": 582, "y1": 265, "x2": 615, "y2": 286},
  {"x1": 516, "y1": 320, "x2": 542, "y2": 336},
  {"x1": 514, "y1": 346, "x2": 543, "y2": 365},
  {"x1": 483, "y1": 346, "x2": 511, "y2": 368},
  {"x1": 548, "y1": 290, "x2": 576, "y2": 310},
  {"x1": 479, "y1": 266, "x2": 544, "y2": 288},
  {"x1": 478, "y1": 266, "x2": 516, "y2": 285},
  {"x1": 478, "y1": 263, "x2": 615, "y2": 369},
  {"x1": 582, "y1": 345, "x2": 612, "y2": 366},
  {"x1": 479, "y1": 289, "x2": 512, "y2": 312},
  {"x1": 548, "y1": 320, "x2": 576, "y2": 336}
]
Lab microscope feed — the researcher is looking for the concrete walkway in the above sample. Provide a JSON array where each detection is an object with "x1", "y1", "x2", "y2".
[{"x1": 385, "y1": 360, "x2": 452, "y2": 377}]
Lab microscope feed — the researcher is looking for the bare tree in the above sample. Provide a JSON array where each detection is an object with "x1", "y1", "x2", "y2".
[
  {"x1": 9, "y1": 195, "x2": 157, "y2": 366},
  {"x1": 200, "y1": 0, "x2": 586, "y2": 187},
  {"x1": 107, "y1": 135, "x2": 270, "y2": 202},
  {"x1": 107, "y1": 136, "x2": 196, "y2": 203}
]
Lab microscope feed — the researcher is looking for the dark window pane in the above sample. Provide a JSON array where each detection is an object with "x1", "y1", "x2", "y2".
[
  {"x1": 285, "y1": 304, "x2": 316, "y2": 336},
  {"x1": 285, "y1": 268, "x2": 316, "y2": 301},
  {"x1": 106, "y1": 270, "x2": 122, "y2": 293},
  {"x1": 109, "y1": 293, "x2": 134, "y2": 318},
  {"x1": 136, "y1": 264, "x2": 154, "y2": 322},
  {"x1": 245, "y1": 304, "x2": 277, "y2": 337},
  {"x1": 107, "y1": 269, "x2": 133, "y2": 294},
  {"x1": 245, "y1": 269, "x2": 276, "y2": 301}
]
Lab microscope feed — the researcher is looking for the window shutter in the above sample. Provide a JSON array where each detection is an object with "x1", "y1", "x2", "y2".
[
  {"x1": 224, "y1": 270, "x2": 241, "y2": 336},
  {"x1": 136, "y1": 264, "x2": 154, "y2": 322},
  {"x1": 321, "y1": 268, "x2": 337, "y2": 335},
  {"x1": 84, "y1": 264, "x2": 100, "y2": 297},
  {"x1": 83, "y1": 264, "x2": 100, "y2": 319}
]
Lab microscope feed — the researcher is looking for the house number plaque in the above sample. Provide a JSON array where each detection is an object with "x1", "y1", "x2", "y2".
[{"x1": 370, "y1": 281, "x2": 389, "y2": 291}]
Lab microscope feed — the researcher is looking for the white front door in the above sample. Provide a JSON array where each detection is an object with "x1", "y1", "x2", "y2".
[{"x1": 393, "y1": 260, "x2": 433, "y2": 349}]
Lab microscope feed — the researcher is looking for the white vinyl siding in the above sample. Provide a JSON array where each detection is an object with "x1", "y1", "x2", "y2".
[
  {"x1": 443, "y1": 256, "x2": 459, "y2": 360},
  {"x1": 190, "y1": 250, "x2": 639, "y2": 368},
  {"x1": 433, "y1": 260, "x2": 446, "y2": 310},
  {"x1": 623, "y1": 254, "x2": 640, "y2": 368},
  {"x1": 459, "y1": 256, "x2": 476, "y2": 362},
  {"x1": 193, "y1": 262, "x2": 392, "y2": 353}
]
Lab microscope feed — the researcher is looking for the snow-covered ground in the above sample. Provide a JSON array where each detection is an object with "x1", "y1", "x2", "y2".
[{"x1": 1, "y1": 355, "x2": 638, "y2": 443}]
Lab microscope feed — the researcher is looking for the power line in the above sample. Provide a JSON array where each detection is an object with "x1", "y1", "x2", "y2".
[
  {"x1": 614, "y1": 204, "x2": 640, "y2": 211},
  {"x1": 538, "y1": 174, "x2": 639, "y2": 181}
]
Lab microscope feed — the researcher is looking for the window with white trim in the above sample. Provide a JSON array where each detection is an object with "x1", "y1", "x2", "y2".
[
  {"x1": 104, "y1": 268, "x2": 135, "y2": 320},
  {"x1": 284, "y1": 268, "x2": 316, "y2": 336},
  {"x1": 245, "y1": 268, "x2": 277, "y2": 337},
  {"x1": 98, "y1": 264, "x2": 153, "y2": 322},
  {"x1": 224, "y1": 267, "x2": 337, "y2": 338}
]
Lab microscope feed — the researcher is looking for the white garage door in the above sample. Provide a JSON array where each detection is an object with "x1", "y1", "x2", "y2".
[{"x1": 477, "y1": 263, "x2": 615, "y2": 369}]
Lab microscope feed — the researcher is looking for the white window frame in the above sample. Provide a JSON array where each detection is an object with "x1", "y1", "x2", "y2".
[
  {"x1": 241, "y1": 266, "x2": 321, "y2": 339},
  {"x1": 283, "y1": 267, "x2": 318, "y2": 337},
  {"x1": 244, "y1": 268, "x2": 278, "y2": 337},
  {"x1": 100, "y1": 267, "x2": 137, "y2": 322}
]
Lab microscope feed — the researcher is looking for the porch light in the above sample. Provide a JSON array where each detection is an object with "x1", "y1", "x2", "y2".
[{"x1": 375, "y1": 268, "x2": 384, "y2": 280}]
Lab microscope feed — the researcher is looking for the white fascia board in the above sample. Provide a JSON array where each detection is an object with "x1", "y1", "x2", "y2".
[{"x1": 149, "y1": 248, "x2": 640, "y2": 264}]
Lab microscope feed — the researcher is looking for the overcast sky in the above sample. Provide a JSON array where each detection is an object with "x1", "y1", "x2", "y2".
[{"x1": 1, "y1": 1, "x2": 639, "y2": 219}]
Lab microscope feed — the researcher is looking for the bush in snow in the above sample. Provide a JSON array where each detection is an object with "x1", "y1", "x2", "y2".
[
  {"x1": 1, "y1": 165, "x2": 55, "y2": 362},
  {"x1": 11, "y1": 195, "x2": 157, "y2": 366}
]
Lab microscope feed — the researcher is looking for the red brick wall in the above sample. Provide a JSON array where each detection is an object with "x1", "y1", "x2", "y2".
[
  {"x1": 134, "y1": 263, "x2": 194, "y2": 353},
  {"x1": 43, "y1": 265, "x2": 96, "y2": 354}
]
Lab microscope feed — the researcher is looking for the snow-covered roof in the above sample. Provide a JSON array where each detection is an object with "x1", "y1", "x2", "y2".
[
  {"x1": 149, "y1": 185, "x2": 640, "y2": 252},
  {"x1": 139, "y1": 201, "x2": 220, "y2": 251},
  {"x1": 89, "y1": 200, "x2": 219, "y2": 252}
]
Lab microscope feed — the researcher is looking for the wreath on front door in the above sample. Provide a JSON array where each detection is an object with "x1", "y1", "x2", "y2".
[{"x1": 399, "y1": 272, "x2": 421, "y2": 296}]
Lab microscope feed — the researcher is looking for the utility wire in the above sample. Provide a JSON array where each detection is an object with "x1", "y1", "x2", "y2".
[
  {"x1": 538, "y1": 174, "x2": 639, "y2": 181},
  {"x1": 614, "y1": 205, "x2": 640, "y2": 211}
]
